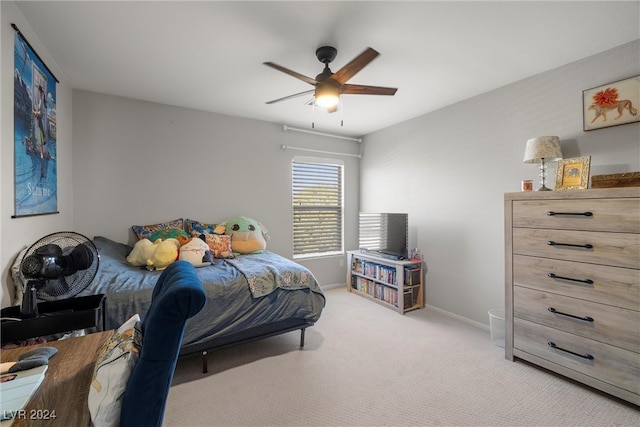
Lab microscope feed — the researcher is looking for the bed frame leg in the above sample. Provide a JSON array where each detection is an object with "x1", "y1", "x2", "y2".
[
  {"x1": 299, "y1": 328, "x2": 306, "y2": 349},
  {"x1": 202, "y1": 351, "x2": 208, "y2": 374}
]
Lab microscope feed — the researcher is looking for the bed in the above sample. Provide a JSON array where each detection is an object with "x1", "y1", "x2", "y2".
[{"x1": 78, "y1": 236, "x2": 326, "y2": 372}]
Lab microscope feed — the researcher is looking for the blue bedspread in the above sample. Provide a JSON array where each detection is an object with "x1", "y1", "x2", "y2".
[
  {"x1": 79, "y1": 237, "x2": 325, "y2": 347},
  {"x1": 226, "y1": 252, "x2": 320, "y2": 298}
]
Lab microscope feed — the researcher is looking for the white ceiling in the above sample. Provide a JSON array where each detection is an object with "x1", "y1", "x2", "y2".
[{"x1": 15, "y1": 1, "x2": 640, "y2": 137}]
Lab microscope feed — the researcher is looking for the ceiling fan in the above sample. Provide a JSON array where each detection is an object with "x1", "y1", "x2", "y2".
[{"x1": 264, "y1": 46, "x2": 397, "y2": 113}]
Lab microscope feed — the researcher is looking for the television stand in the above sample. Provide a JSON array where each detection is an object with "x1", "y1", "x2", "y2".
[
  {"x1": 359, "y1": 249, "x2": 405, "y2": 261},
  {"x1": 346, "y1": 250, "x2": 424, "y2": 314}
]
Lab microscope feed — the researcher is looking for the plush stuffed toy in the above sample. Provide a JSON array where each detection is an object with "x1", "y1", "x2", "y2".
[
  {"x1": 175, "y1": 235, "x2": 191, "y2": 247},
  {"x1": 127, "y1": 238, "x2": 180, "y2": 270},
  {"x1": 178, "y1": 237, "x2": 212, "y2": 267},
  {"x1": 147, "y1": 238, "x2": 180, "y2": 270},
  {"x1": 220, "y1": 216, "x2": 269, "y2": 254},
  {"x1": 126, "y1": 239, "x2": 155, "y2": 266}
]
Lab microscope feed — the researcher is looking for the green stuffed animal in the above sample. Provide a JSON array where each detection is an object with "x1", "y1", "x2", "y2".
[{"x1": 220, "y1": 216, "x2": 269, "y2": 254}]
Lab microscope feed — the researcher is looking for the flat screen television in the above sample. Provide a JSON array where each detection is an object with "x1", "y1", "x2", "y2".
[{"x1": 358, "y1": 213, "x2": 408, "y2": 260}]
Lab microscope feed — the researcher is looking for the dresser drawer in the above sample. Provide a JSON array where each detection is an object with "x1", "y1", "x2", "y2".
[
  {"x1": 513, "y1": 254, "x2": 640, "y2": 310},
  {"x1": 513, "y1": 228, "x2": 640, "y2": 269},
  {"x1": 514, "y1": 318, "x2": 640, "y2": 395},
  {"x1": 513, "y1": 198, "x2": 640, "y2": 232},
  {"x1": 514, "y1": 286, "x2": 640, "y2": 352}
]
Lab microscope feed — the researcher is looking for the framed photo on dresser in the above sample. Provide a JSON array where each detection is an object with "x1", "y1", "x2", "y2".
[{"x1": 555, "y1": 156, "x2": 591, "y2": 191}]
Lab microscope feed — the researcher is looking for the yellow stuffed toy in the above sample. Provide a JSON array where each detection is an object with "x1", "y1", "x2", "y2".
[
  {"x1": 126, "y1": 239, "x2": 154, "y2": 266},
  {"x1": 127, "y1": 238, "x2": 180, "y2": 270}
]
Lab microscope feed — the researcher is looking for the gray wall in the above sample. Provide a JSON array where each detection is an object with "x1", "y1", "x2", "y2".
[
  {"x1": 71, "y1": 91, "x2": 360, "y2": 290},
  {"x1": 1, "y1": 2, "x2": 74, "y2": 307},
  {"x1": 359, "y1": 40, "x2": 640, "y2": 326},
  {"x1": 1, "y1": 0, "x2": 637, "y2": 332}
]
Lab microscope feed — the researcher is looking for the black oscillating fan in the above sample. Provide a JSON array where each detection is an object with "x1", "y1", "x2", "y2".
[{"x1": 19, "y1": 232, "x2": 99, "y2": 318}]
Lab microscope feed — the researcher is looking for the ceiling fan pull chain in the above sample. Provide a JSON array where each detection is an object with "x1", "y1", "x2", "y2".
[
  {"x1": 340, "y1": 98, "x2": 344, "y2": 127},
  {"x1": 312, "y1": 100, "x2": 316, "y2": 128}
]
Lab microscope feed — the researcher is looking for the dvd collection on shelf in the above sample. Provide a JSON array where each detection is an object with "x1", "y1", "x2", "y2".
[
  {"x1": 350, "y1": 258, "x2": 422, "y2": 308},
  {"x1": 351, "y1": 276, "x2": 401, "y2": 306},
  {"x1": 352, "y1": 259, "x2": 399, "y2": 285}
]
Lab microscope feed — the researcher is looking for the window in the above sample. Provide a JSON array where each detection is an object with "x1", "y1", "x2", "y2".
[{"x1": 292, "y1": 157, "x2": 344, "y2": 259}]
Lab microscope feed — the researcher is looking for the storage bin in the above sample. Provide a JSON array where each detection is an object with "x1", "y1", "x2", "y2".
[{"x1": 488, "y1": 309, "x2": 505, "y2": 348}]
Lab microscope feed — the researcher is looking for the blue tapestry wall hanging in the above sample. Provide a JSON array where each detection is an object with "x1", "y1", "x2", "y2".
[{"x1": 12, "y1": 24, "x2": 59, "y2": 217}]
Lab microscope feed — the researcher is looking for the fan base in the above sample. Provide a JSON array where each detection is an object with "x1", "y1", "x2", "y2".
[{"x1": 1, "y1": 294, "x2": 106, "y2": 342}]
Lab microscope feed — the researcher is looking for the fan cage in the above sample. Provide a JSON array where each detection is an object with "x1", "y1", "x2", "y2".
[{"x1": 20, "y1": 231, "x2": 99, "y2": 301}]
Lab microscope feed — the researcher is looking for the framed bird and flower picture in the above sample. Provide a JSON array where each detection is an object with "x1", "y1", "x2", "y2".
[{"x1": 583, "y1": 75, "x2": 640, "y2": 131}]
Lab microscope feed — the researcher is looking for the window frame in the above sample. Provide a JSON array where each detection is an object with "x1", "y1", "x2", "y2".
[{"x1": 291, "y1": 156, "x2": 344, "y2": 260}]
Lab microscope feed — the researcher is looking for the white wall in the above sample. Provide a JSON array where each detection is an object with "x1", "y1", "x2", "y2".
[
  {"x1": 1, "y1": 2, "x2": 73, "y2": 307},
  {"x1": 72, "y1": 90, "x2": 360, "y2": 290},
  {"x1": 360, "y1": 40, "x2": 640, "y2": 325},
  {"x1": 1, "y1": 0, "x2": 358, "y2": 308},
  {"x1": 3, "y1": 0, "x2": 637, "y2": 330}
]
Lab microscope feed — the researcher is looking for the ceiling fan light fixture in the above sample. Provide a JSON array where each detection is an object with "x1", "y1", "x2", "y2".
[
  {"x1": 264, "y1": 46, "x2": 397, "y2": 115},
  {"x1": 315, "y1": 85, "x2": 340, "y2": 108}
]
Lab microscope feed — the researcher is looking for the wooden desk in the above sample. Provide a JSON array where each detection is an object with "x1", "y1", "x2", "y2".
[{"x1": 0, "y1": 331, "x2": 112, "y2": 427}]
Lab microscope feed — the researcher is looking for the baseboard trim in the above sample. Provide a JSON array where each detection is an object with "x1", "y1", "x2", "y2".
[
  {"x1": 325, "y1": 284, "x2": 490, "y2": 331},
  {"x1": 321, "y1": 282, "x2": 345, "y2": 290},
  {"x1": 425, "y1": 303, "x2": 490, "y2": 331}
]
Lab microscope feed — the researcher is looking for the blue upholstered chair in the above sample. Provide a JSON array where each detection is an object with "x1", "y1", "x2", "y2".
[{"x1": 120, "y1": 261, "x2": 206, "y2": 427}]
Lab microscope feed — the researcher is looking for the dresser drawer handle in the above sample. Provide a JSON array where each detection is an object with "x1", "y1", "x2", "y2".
[
  {"x1": 547, "y1": 211, "x2": 593, "y2": 217},
  {"x1": 547, "y1": 241, "x2": 593, "y2": 249},
  {"x1": 547, "y1": 273, "x2": 594, "y2": 285},
  {"x1": 547, "y1": 306, "x2": 594, "y2": 322},
  {"x1": 548, "y1": 341, "x2": 594, "y2": 360}
]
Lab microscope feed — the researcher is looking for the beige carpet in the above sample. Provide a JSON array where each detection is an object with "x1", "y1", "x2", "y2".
[{"x1": 164, "y1": 287, "x2": 639, "y2": 426}]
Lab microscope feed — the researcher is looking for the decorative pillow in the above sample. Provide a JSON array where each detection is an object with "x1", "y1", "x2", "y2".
[
  {"x1": 132, "y1": 218, "x2": 184, "y2": 240},
  {"x1": 88, "y1": 314, "x2": 141, "y2": 427},
  {"x1": 148, "y1": 227, "x2": 190, "y2": 242},
  {"x1": 195, "y1": 233, "x2": 234, "y2": 259},
  {"x1": 184, "y1": 218, "x2": 223, "y2": 235}
]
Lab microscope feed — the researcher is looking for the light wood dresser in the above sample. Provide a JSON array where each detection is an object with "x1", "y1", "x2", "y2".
[{"x1": 504, "y1": 187, "x2": 639, "y2": 405}]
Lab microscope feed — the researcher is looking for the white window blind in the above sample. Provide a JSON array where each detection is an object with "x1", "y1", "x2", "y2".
[{"x1": 292, "y1": 158, "x2": 343, "y2": 259}]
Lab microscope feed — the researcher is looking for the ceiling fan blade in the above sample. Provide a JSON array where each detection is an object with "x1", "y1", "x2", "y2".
[
  {"x1": 342, "y1": 84, "x2": 397, "y2": 96},
  {"x1": 329, "y1": 47, "x2": 380, "y2": 85},
  {"x1": 266, "y1": 89, "x2": 315, "y2": 105},
  {"x1": 263, "y1": 62, "x2": 317, "y2": 86}
]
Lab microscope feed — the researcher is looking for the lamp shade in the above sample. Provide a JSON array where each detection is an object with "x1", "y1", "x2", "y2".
[
  {"x1": 523, "y1": 136, "x2": 562, "y2": 163},
  {"x1": 315, "y1": 83, "x2": 340, "y2": 108}
]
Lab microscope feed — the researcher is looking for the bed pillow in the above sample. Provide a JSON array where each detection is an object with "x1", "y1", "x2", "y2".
[
  {"x1": 184, "y1": 218, "x2": 223, "y2": 235},
  {"x1": 88, "y1": 314, "x2": 141, "y2": 427},
  {"x1": 195, "y1": 233, "x2": 234, "y2": 259},
  {"x1": 132, "y1": 218, "x2": 184, "y2": 240}
]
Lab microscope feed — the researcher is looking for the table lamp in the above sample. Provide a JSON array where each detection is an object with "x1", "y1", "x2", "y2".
[{"x1": 523, "y1": 136, "x2": 563, "y2": 191}]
